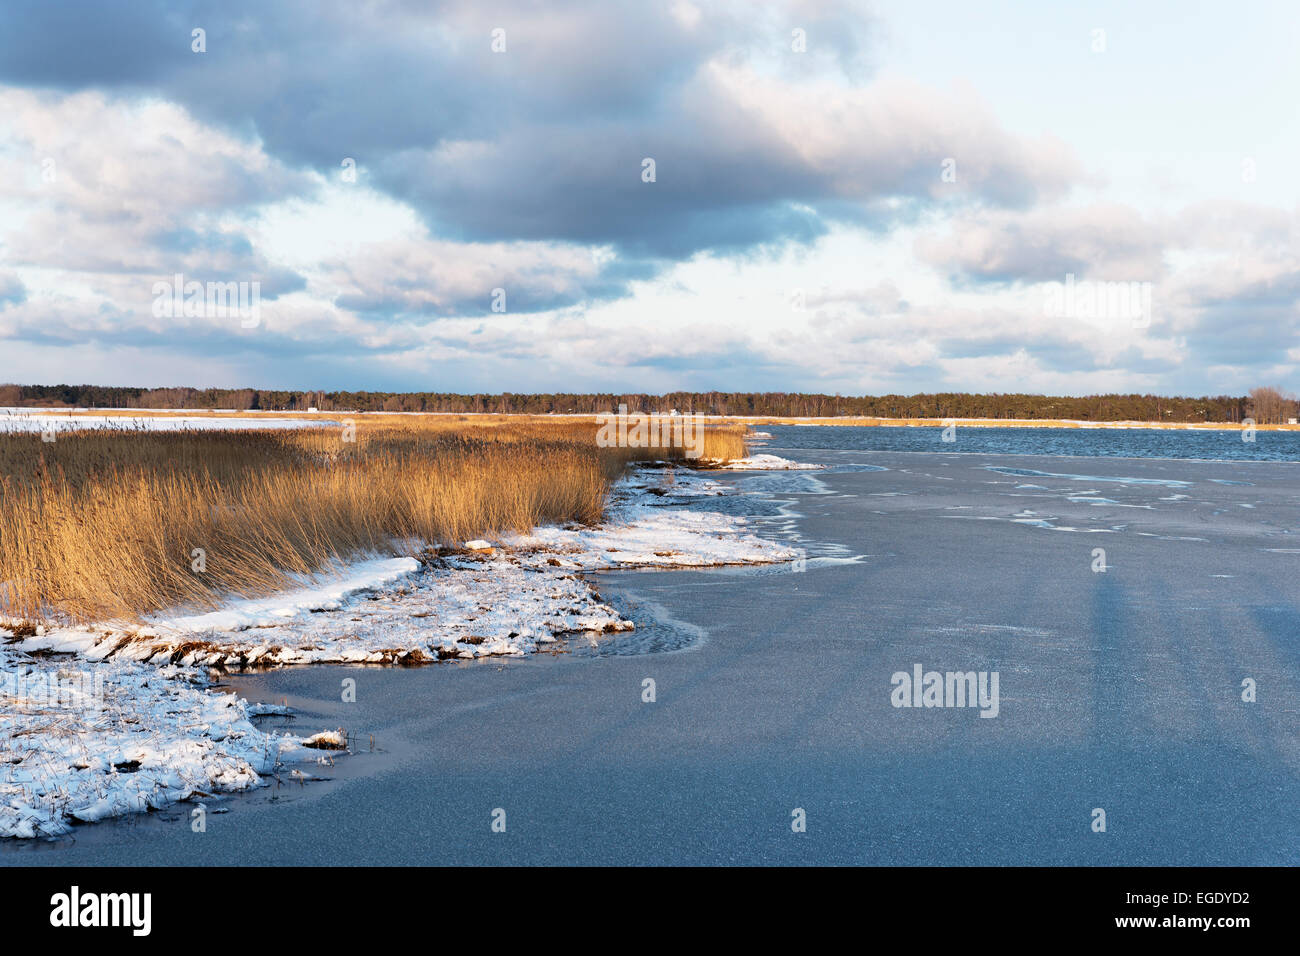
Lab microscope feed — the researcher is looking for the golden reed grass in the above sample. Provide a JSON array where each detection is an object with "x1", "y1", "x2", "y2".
[{"x1": 0, "y1": 416, "x2": 748, "y2": 622}]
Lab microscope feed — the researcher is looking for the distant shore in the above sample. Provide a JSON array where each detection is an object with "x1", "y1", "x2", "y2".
[
  {"x1": 733, "y1": 416, "x2": 1299, "y2": 431},
  {"x1": 13, "y1": 407, "x2": 1296, "y2": 432}
]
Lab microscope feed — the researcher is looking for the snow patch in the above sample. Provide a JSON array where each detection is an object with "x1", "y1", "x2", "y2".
[
  {"x1": 0, "y1": 415, "x2": 338, "y2": 434},
  {"x1": 0, "y1": 646, "x2": 326, "y2": 839},
  {"x1": 714, "y1": 453, "x2": 823, "y2": 470}
]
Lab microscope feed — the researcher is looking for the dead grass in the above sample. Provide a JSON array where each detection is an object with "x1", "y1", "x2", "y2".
[{"x1": 0, "y1": 416, "x2": 749, "y2": 622}]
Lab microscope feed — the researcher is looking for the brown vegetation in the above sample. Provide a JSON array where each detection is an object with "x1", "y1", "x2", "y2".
[
  {"x1": 0, "y1": 416, "x2": 748, "y2": 623},
  {"x1": 1246, "y1": 386, "x2": 1298, "y2": 425}
]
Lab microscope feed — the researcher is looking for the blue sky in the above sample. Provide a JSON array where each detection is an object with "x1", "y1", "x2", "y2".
[{"x1": 0, "y1": 0, "x2": 1296, "y2": 395}]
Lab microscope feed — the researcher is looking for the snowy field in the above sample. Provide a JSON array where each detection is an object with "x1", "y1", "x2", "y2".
[{"x1": 0, "y1": 410, "x2": 338, "y2": 433}]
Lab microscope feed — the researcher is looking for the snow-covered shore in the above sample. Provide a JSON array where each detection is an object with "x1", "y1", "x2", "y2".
[
  {"x1": 0, "y1": 646, "x2": 324, "y2": 839},
  {"x1": 1, "y1": 463, "x2": 799, "y2": 836},
  {"x1": 13, "y1": 468, "x2": 797, "y2": 667},
  {"x1": 712, "y1": 453, "x2": 823, "y2": 470}
]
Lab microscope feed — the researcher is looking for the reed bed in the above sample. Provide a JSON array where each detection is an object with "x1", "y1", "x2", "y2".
[{"x1": 0, "y1": 417, "x2": 748, "y2": 622}]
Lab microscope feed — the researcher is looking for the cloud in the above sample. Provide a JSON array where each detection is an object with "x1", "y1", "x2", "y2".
[
  {"x1": 0, "y1": 1, "x2": 1078, "y2": 260},
  {"x1": 915, "y1": 203, "x2": 1167, "y2": 283},
  {"x1": 0, "y1": 0, "x2": 1294, "y2": 395},
  {"x1": 0, "y1": 89, "x2": 310, "y2": 292},
  {"x1": 323, "y1": 238, "x2": 649, "y2": 316},
  {"x1": 373, "y1": 65, "x2": 1079, "y2": 257},
  {"x1": 0, "y1": 272, "x2": 25, "y2": 307}
]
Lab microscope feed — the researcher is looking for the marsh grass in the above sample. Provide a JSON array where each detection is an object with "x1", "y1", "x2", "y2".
[{"x1": 0, "y1": 416, "x2": 748, "y2": 622}]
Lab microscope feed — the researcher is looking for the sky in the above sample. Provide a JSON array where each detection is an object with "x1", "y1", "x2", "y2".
[{"x1": 0, "y1": 0, "x2": 1297, "y2": 396}]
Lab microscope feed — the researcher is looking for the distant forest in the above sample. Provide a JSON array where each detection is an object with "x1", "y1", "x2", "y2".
[{"x1": 3, "y1": 384, "x2": 1296, "y2": 423}]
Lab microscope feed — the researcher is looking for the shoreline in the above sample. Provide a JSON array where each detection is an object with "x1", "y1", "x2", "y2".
[
  {"x1": 738, "y1": 416, "x2": 1296, "y2": 431},
  {"x1": 7, "y1": 407, "x2": 1294, "y2": 432}
]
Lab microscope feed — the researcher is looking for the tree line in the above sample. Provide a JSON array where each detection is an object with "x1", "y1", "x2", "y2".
[{"x1": 4, "y1": 383, "x2": 1296, "y2": 422}]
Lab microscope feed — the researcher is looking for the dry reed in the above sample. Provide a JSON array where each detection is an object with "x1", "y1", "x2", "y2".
[{"x1": 0, "y1": 417, "x2": 748, "y2": 622}]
